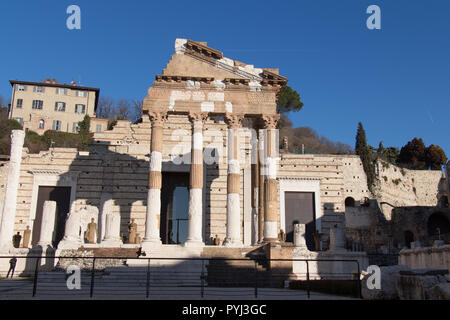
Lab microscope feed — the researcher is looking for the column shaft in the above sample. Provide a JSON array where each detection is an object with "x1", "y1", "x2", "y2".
[
  {"x1": 185, "y1": 113, "x2": 207, "y2": 247},
  {"x1": 223, "y1": 114, "x2": 244, "y2": 247},
  {"x1": 0, "y1": 130, "x2": 25, "y2": 251},
  {"x1": 37, "y1": 201, "x2": 57, "y2": 248},
  {"x1": 251, "y1": 129, "x2": 259, "y2": 245},
  {"x1": 258, "y1": 130, "x2": 265, "y2": 243},
  {"x1": 263, "y1": 115, "x2": 280, "y2": 242},
  {"x1": 142, "y1": 112, "x2": 166, "y2": 247}
]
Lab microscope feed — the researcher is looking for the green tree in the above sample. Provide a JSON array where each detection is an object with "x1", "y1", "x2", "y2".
[
  {"x1": 277, "y1": 85, "x2": 304, "y2": 114},
  {"x1": 384, "y1": 147, "x2": 400, "y2": 164},
  {"x1": 355, "y1": 122, "x2": 376, "y2": 192},
  {"x1": 425, "y1": 144, "x2": 447, "y2": 170},
  {"x1": 355, "y1": 122, "x2": 367, "y2": 156},
  {"x1": 398, "y1": 138, "x2": 427, "y2": 169},
  {"x1": 77, "y1": 115, "x2": 93, "y2": 151}
]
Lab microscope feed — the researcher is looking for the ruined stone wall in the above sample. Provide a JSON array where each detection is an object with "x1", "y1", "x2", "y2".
[
  {"x1": 337, "y1": 155, "x2": 372, "y2": 203},
  {"x1": 375, "y1": 160, "x2": 443, "y2": 219}
]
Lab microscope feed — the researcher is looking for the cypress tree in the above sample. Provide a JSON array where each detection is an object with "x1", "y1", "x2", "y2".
[{"x1": 355, "y1": 122, "x2": 376, "y2": 192}]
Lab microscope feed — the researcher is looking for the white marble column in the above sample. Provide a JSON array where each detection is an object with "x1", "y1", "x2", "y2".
[
  {"x1": 37, "y1": 201, "x2": 57, "y2": 248},
  {"x1": 102, "y1": 212, "x2": 122, "y2": 247},
  {"x1": 0, "y1": 130, "x2": 25, "y2": 251},
  {"x1": 185, "y1": 112, "x2": 207, "y2": 247},
  {"x1": 223, "y1": 114, "x2": 244, "y2": 247},
  {"x1": 142, "y1": 112, "x2": 166, "y2": 249}
]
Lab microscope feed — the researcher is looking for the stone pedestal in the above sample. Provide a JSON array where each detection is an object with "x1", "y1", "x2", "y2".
[
  {"x1": 0, "y1": 130, "x2": 25, "y2": 252},
  {"x1": 58, "y1": 207, "x2": 82, "y2": 250},
  {"x1": 293, "y1": 224, "x2": 308, "y2": 248},
  {"x1": 329, "y1": 226, "x2": 346, "y2": 252},
  {"x1": 37, "y1": 201, "x2": 57, "y2": 248},
  {"x1": 101, "y1": 213, "x2": 123, "y2": 247}
]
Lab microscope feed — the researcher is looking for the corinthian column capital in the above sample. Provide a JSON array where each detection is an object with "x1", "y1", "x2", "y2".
[
  {"x1": 225, "y1": 113, "x2": 244, "y2": 129},
  {"x1": 188, "y1": 112, "x2": 209, "y2": 125},
  {"x1": 148, "y1": 111, "x2": 167, "y2": 127},
  {"x1": 261, "y1": 114, "x2": 280, "y2": 130}
]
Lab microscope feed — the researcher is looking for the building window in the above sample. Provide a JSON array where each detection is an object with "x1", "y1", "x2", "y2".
[
  {"x1": 16, "y1": 99, "x2": 23, "y2": 108},
  {"x1": 96, "y1": 124, "x2": 102, "y2": 132},
  {"x1": 55, "y1": 102, "x2": 66, "y2": 112},
  {"x1": 32, "y1": 100, "x2": 43, "y2": 110},
  {"x1": 72, "y1": 122, "x2": 80, "y2": 133},
  {"x1": 16, "y1": 84, "x2": 27, "y2": 91},
  {"x1": 33, "y1": 86, "x2": 45, "y2": 93},
  {"x1": 76, "y1": 90, "x2": 87, "y2": 97},
  {"x1": 52, "y1": 120, "x2": 62, "y2": 131},
  {"x1": 13, "y1": 118, "x2": 23, "y2": 126},
  {"x1": 56, "y1": 87, "x2": 67, "y2": 95},
  {"x1": 75, "y1": 104, "x2": 85, "y2": 114},
  {"x1": 38, "y1": 120, "x2": 45, "y2": 129}
]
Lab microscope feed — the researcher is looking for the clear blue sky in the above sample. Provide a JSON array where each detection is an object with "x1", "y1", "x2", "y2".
[{"x1": 1, "y1": 0, "x2": 449, "y2": 156}]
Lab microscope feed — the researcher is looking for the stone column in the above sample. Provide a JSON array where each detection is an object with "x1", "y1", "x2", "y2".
[
  {"x1": 37, "y1": 201, "x2": 57, "y2": 248},
  {"x1": 185, "y1": 112, "x2": 208, "y2": 247},
  {"x1": 102, "y1": 212, "x2": 122, "y2": 247},
  {"x1": 251, "y1": 125, "x2": 259, "y2": 245},
  {"x1": 142, "y1": 112, "x2": 166, "y2": 248},
  {"x1": 223, "y1": 113, "x2": 244, "y2": 247},
  {"x1": 257, "y1": 127, "x2": 265, "y2": 243},
  {"x1": 262, "y1": 115, "x2": 280, "y2": 242},
  {"x1": 0, "y1": 130, "x2": 25, "y2": 251}
]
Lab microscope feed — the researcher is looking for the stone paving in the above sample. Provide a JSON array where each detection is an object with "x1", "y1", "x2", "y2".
[{"x1": 0, "y1": 278, "x2": 357, "y2": 300}]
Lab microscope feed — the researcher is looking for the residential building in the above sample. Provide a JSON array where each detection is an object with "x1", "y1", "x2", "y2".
[{"x1": 8, "y1": 78, "x2": 99, "y2": 134}]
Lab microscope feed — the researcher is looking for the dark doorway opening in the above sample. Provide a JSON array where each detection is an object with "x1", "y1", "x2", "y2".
[
  {"x1": 284, "y1": 191, "x2": 316, "y2": 250},
  {"x1": 160, "y1": 172, "x2": 190, "y2": 244},
  {"x1": 32, "y1": 186, "x2": 71, "y2": 247},
  {"x1": 427, "y1": 212, "x2": 450, "y2": 237},
  {"x1": 404, "y1": 230, "x2": 414, "y2": 248}
]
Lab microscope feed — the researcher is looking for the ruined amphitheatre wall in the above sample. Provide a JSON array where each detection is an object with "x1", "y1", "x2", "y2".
[{"x1": 375, "y1": 160, "x2": 443, "y2": 219}]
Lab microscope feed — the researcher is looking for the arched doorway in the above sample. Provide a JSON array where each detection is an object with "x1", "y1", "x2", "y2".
[{"x1": 345, "y1": 197, "x2": 355, "y2": 207}]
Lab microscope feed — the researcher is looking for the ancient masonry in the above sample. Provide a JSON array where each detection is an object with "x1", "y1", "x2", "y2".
[{"x1": 0, "y1": 39, "x2": 446, "y2": 257}]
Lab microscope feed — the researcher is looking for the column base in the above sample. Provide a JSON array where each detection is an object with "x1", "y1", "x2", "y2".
[
  {"x1": 100, "y1": 240, "x2": 123, "y2": 248},
  {"x1": 184, "y1": 240, "x2": 204, "y2": 248},
  {"x1": 263, "y1": 238, "x2": 280, "y2": 244},
  {"x1": 141, "y1": 238, "x2": 162, "y2": 252},
  {"x1": 57, "y1": 239, "x2": 82, "y2": 250},
  {"x1": 222, "y1": 238, "x2": 243, "y2": 247},
  {"x1": 0, "y1": 244, "x2": 15, "y2": 254}
]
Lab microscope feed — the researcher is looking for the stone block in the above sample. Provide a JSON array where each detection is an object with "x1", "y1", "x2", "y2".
[
  {"x1": 361, "y1": 265, "x2": 411, "y2": 300},
  {"x1": 396, "y1": 269, "x2": 448, "y2": 300},
  {"x1": 428, "y1": 283, "x2": 450, "y2": 300}
]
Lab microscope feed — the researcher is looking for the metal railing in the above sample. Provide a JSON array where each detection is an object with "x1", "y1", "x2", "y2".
[{"x1": 0, "y1": 256, "x2": 361, "y2": 299}]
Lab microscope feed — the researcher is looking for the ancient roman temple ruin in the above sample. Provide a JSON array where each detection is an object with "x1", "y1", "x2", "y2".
[{"x1": 0, "y1": 39, "x2": 449, "y2": 279}]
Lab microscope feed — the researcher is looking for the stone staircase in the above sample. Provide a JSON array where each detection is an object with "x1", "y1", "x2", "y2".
[{"x1": 25, "y1": 244, "x2": 292, "y2": 296}]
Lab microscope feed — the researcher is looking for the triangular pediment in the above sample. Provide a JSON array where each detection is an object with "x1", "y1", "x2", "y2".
[{"x1": 161, "y1": 39, "x2": 272, "y2": 81}]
